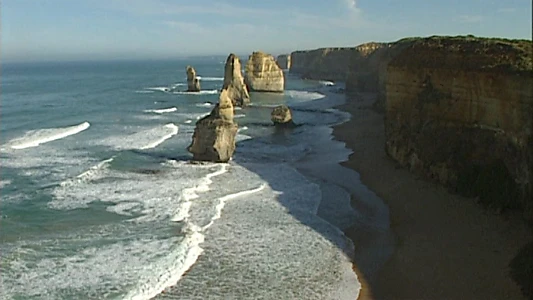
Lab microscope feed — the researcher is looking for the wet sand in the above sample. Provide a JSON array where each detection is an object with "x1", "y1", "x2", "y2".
[{"x1": 334, "y1": 92, "x2": 533, "y2": 300}]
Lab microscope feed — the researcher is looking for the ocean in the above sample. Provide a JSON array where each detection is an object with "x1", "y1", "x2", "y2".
[{"x1": 0, "y1": 57, "x2": 376, "y2": 299}]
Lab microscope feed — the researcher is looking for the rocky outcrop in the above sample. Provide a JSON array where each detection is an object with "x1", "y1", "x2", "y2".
[
  {"x1": 384, "y1": 36, "x2": 533, "y2": 219},
  {"x1": 245, "y1": 51, "x2": 284, "y2": 92},
  {"x1": 222, "y1": 54, "x2": 250, "y2": 107},
  {"x1": 187, "y1": 88, "x2": 238, "y2": 162},
  {"x1": 186, "y1": 66, "x2": 201, "y2": 92},
  {"x1": 271, "y1": 105, "x2": 295, "y2": 127},
  {"x1": 290, "y1": 47, "x2": 356, "y2": 81},
  {"x1": 276, "y1": 54, "x2": 291, "y2": 69}
]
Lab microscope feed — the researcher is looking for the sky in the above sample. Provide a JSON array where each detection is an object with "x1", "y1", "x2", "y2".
[{"x1": 1, "y1": 0, "x2": 532, "y2": 62}]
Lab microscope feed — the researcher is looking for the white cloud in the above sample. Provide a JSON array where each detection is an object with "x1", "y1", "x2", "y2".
[
  {"x1": 344, "y1": 0, "x2": 360, "y2": 12},
  {"x1": 457, "y1": 15, "x2": 484, "y2": 23},
  {"x1": 497, "y1": 8, "x2": 516, "y2": 13}
]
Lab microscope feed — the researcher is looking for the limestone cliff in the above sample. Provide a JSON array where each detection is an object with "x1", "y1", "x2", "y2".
[
  {"x1": 290, "y1": 47, "x2": 356, "y2": 81},
  {"x1": 186, "y1": 66, "x2": 201, "y2": 92},
  {"x1": 345, "y1": 41, "x2": 416, "y2": 110},
  {"x1": 276, "y1": 54, "x2": 291, "y2": 69},
  {"x1": 245, "y1": 51, "x2": 284, "y2": 92},
  {"x1": 222, "y1": 54, "x2": 250, "y2": 107},
  {"x1": 384, "y1": 36, "x2": 533, "y2": 218}
]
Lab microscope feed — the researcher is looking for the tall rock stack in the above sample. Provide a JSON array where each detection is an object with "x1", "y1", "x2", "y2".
[
  {"x1": 186, "y1": 66, "x2": 201, "y2": 92},
  {"x1": 187, "y1": 55, "x2": 246, "y2": 162},
  {"x1": 222, "y1": 54, "x2": 250, "y2": 107},
  {"x1": 245, "y1": 51, "x2": 284, "y2": 92},
  {"x1": 276, "y1": 54, "x2": 291, "y2": 69},
  {"x1": 187, "y1": 89, "x2": 238, "y2": 162}
]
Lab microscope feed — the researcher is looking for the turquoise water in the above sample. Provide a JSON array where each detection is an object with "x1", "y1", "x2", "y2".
[{"x1": 1, "y1": 58, "x2": 362, "y2": 299}]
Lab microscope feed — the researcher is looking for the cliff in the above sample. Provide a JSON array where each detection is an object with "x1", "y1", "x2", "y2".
[
  {"x1": 345, "y1": 41, "x2": 418, "y2": 111},
  {"x1": 245, "y1": 51, "x2": 284, "y2": 92},
  {"x1": 276, "y1": 54, "x2": 291, "y2": 69},
  {"x1": 290, "y1": 47, "x2": 356, "y2": 81},
  {"x1": 384, "y1": 36, "x2": 533, "y2": 219}
]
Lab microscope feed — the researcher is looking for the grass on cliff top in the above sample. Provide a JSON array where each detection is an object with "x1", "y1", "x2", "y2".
[{"x1": 391, "y1": 35, "x2": 533, "y2": 72}]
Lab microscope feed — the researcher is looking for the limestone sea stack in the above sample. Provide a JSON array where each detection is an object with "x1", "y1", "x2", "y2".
[
  {"x1": 271, "y1": 105, "x2": 295, "y2": 126},
  {"x1": 222, "y1": 54, "x2": 250, "y2": 107},
  {"x1": 276, "y1": 54, "x2": 291, "y2": 69},
  {"x1": 186, "y1": 66, "x2": 201, "y2": 92},
  {"x1": 187, "y1": 88, "x2": 238, "y2": 162},
  {"x1": 245, "y1": 51, "x2": 284, "y2": 92}
]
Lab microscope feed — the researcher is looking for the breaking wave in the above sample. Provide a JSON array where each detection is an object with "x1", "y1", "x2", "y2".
[{"x1": 7, "y1": 122, "x2": 90, "y2": 150}]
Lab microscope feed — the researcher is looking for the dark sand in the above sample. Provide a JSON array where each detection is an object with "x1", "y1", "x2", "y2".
[{"x1": 335, "y1": 92, "x2": 533, "y2": 300}]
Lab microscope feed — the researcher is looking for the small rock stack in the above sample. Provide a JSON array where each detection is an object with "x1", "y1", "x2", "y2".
[{"x1": 186, "y1": 65, "x2": 201, "y2": 92}]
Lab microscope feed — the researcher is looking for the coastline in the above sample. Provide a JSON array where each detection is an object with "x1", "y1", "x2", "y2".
[{"x1": 333, "y1": 92, "x2": 533, "y2": 300}]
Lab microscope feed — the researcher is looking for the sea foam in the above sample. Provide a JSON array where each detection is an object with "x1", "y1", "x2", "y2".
[
  {"x1": 195, "y1": 76, "x2": 224, "y2": 81},
  {"x1": 173, "y1": 90, "x2": 219, "y2": 95},
  {"x1": 319, "y1": 80, "x2": 335, "y2": 86},
  {"x1": 145, "y1": 87, "x2": 171, "y2": 93},
  {"x1": 285, "y1": 90, "x2": 325, "y2": 101},
  {"x1": 8, "y1": 122, "x2": 90, "y2": 150},
  {"x1": 144, "y1": 107, "x2": 178, "y2": 114},
  {"x1": 97, "y1": 123, "x2": 178, "y2": 151}
]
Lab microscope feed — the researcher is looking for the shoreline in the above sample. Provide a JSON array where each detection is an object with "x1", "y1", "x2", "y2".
[{"x1": 333, "y1": 92, "x2": 533, "y2": 299}]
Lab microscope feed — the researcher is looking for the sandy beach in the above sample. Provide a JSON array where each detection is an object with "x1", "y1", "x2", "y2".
[{"x1": 335, "y1": 92, "x2": 533, "y2": 300}]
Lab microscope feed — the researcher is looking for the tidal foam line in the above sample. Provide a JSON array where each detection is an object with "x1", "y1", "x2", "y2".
[
  {"x1": 201, "y1": 184, "x2": 266, "y2": 231},
  {"x1": 124, "y1": 232, "x2": 205, "y2": 300},
  {"x1": 171, "y1": 164, "x2": 228, "y2": 222}
]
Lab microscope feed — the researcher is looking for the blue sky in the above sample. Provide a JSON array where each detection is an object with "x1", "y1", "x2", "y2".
[{"x1": 1, "y1": 0, "x2": 531, "y2": 62}]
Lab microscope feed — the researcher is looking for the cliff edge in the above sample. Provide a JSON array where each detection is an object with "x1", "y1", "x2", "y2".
[{"x1": 384, "y1": 36, "x2": 533, "y2": 219}]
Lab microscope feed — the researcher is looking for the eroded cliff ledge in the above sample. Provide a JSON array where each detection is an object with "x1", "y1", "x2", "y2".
[{"x1": 384, "y1": 36, "x2": 533, "y2": 219}]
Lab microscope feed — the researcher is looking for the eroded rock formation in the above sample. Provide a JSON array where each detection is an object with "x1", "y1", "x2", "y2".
[
  {"x1": 187, "y1": 88, "x2": 238, "y2": 162},
  {"x1": 384, "y1": 36, "x2": 533, "y2": 218},
  {"x1": 271, "y1": 105, "x2": 295, "y2": 127},
  {"x1": 245, "y1": 51, "x2": 284, "y2": 92},
  {"x1": 222, "y1": 54, "x2": 250, "y2": 107},
  {"x1": 186, "y1": 66, "x2": 201, "y2": 92},
  {"x1": 276, "y1": 54, "x2": 291, "y2": 69}
]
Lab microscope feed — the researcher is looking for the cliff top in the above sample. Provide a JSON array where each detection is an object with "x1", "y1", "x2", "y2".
[{"x1": 389, "y1": 35, "x2": 532, "y2": 74}]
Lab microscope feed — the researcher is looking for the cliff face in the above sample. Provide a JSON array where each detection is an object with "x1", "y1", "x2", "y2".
[
  {"x1": 384, "y1": 36, "x2": 533, "y2": 218},
  {"x1": 276, "y1": 54, "x2": 291, "y2": 69},
  {"x1": 245, "y1": 51, "x2": 284, "y2": 92},
  {"x1": 346, "y1": 41, "x2": 416, "y2": 111},
  {"x1": 290, "y1": 47, "x2": 356, "y2": 81}
]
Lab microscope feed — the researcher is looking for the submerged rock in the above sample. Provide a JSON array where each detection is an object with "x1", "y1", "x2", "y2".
[
  {"x1": 222, "y1": 54, "x2": 250, "y2": 107},
  {"x1": 271, "y1": 105, "x2": 295, "y2": 127},
  {"x1": 186, "y1": 65, "x2": 201, "y2": 92},
  {"x1": 245, "y1": 51, "x2": 284, "y2": 92},
  {"x1": 187, "y1": 88, "x2": 238, "y2": 162}
]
